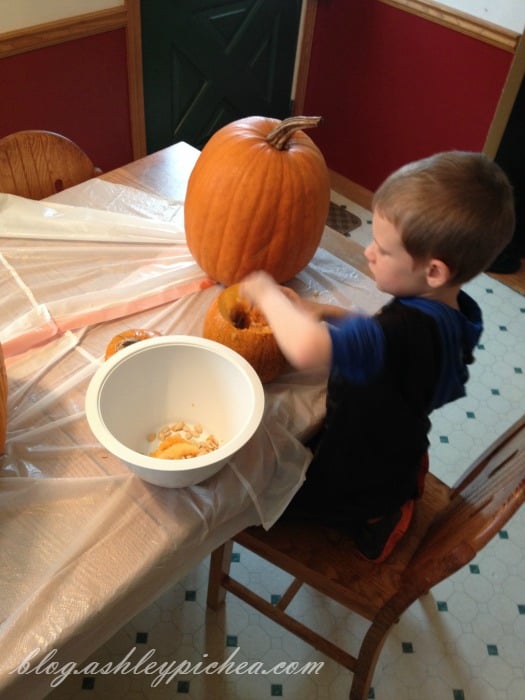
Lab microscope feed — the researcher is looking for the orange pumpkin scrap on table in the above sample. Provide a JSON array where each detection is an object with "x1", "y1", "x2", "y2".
[
  {"x1": 184, "y1": 115, "x2": 331, "y2": 286},
  {"x1": 104, "y1": 329, "x2": 161, "y2": 360}
]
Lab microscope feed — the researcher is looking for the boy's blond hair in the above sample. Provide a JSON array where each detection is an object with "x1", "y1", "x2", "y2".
[{"x1": 372, "y1": 151, "x2": 515, "y2": 284}]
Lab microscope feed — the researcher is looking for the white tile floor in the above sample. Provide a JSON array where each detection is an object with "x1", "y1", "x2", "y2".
[{"x1": 47, "y1": 196, "x2": 524, "y2": 700}]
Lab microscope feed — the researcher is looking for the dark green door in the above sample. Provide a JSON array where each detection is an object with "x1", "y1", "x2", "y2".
[{"x1": 141, "y1": 0, "x2": 302, "y2": 152}]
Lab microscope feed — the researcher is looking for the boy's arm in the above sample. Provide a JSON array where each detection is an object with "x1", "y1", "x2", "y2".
[{"x1": 240, "y1": 272, "x2": 335, "y2": 370}]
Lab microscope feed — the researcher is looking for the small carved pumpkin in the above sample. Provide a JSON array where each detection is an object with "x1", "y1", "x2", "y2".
[
  {"x1": 185, "y1": 115, "x2": 330, "y2": 286},
  {"x1": 0, "y1": 343, "x2": 7, "y2": 453},
  {"x1": 105, "y1": 329, "x2": 161, "y2": 360},
  {"x1": 203, "y1": 285, "x2": 286, "y2": 384}
]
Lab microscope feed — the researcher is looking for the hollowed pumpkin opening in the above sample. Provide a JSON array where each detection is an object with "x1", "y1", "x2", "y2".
[{"x1": 204, "y1": 285, "x2": 286, "y2": 384}]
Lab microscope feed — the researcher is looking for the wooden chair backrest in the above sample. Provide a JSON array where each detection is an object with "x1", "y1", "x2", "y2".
[
  {"x1": 0, "y1": 130, "x2": 100, "y2": 199},
  {"x1": 404, "y1": 416, "x2": 525, "y2": 595}
]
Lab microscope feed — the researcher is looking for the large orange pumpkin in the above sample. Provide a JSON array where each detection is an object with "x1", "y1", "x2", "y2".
[
  {"x1": 184, "y1": 115, "x2": 330, "y2": 286},
  {"x1": 203, "y1": 285, "x2": 286, "y2": 384},
  {"x1": 0, "y1": 343, "x2": 7, "y2": 453}
]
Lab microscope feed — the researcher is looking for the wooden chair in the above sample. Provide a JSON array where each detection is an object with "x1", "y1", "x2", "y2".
[
  {"x1": 207, "y1": 416, "x2": 525, "y2": 699},
  {"x1": 0, "y1": 129, "x2": 101, "y2": 199}
]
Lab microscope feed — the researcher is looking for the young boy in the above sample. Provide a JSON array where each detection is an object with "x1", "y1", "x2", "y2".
[{"x1": 240, "y1": 151, "x2": 515, "y2": 563}]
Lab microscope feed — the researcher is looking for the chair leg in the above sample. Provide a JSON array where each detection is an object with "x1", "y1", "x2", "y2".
[
  {"x1": 207, "y1": 540, "x2": 234, "y2": 610},
  {"x1": 349, "y1": 610, "x2": 398, "y2": 700}
]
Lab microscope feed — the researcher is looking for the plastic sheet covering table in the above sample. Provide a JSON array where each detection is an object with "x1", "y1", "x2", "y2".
[{"x1": 0, "y1": 142, "x2": 389, "y2": 699}]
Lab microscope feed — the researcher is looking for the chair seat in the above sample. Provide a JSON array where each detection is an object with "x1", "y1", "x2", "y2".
[
  {"x1": 208, "y1": 416, "x2": 524, "y2": 699},
  {"x1": 234, "y1": 473, "x2": 451, "y2": 619}
]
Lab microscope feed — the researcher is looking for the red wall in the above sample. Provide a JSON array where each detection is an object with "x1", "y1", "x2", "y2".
[
  {"x1": 304, "y1": 0, "x2": 513, "y2": 192},
  {"x1": 1, "y1": 29, "x2": 133, "y2": 172}
]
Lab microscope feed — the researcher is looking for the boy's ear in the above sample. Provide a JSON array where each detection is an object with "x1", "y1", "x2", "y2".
[{"x1": 426, "y1": 258, "x2": 452, "y2": 288}]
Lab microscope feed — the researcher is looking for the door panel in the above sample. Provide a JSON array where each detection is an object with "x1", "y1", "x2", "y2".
[{"x1": 141, "y1": 0, "x2": 302, "y2": 152}]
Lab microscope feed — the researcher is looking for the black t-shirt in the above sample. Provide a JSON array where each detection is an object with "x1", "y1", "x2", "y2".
[{"x1": 285, "y1": 295, "x2": 481, "y2": 525}]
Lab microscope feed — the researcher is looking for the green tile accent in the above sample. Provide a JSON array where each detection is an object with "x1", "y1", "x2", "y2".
[
  {"x1": 499, "y1": 325, "x2": 508, "y2": 331},
  {"x1": 453, "y1": 691, "x2": 465, "y2": 700},
  {"x1": 518, "y1": 604, "x2": 525, "y2": 615},
  {"x1": 81, "y1": 677, "x2": 95, "y2": 690},
  {"x1": 491, "y1": 389, "x2": 500, "y2": 396},
  {"x1": 437, "y1": 601, "x2": 448, "y2": 612},
  {"x1": 487, "y1": 644, "x2": 498, "y2": 656},
  {"x1": 231, "y1": 551, "x2": 241, "y2": 562},
  {"x1": 485, "y1": 288, "x2": 494, "y2": 294},
  {"x1": 226, "y1": 634, "x2": 238, "y2": 647},
  {"x1": 368, "y1": 689, "x2": 376, "y2": 699},
  {"x1": 499, "y1": 530, "x2": 509, "y2": 539},
  {"x1": 271, "y1": 594, "x2": 282, "y2": 605},
  {"x1": 477, "y1": 343, "x2": 485, "y2": 350},
  {"x1": 177, "y1": 680, "x2": 190, "y2": 693},
  {"x1": 135, "y1": 631, "x2": 148, "y2": 644},
  {"x1": 402, "y1": 642, "x2": 414, "y2": 653},
  {"x1": 466, "y1": 411, "x2": 476, "y2": 419},
  {"x1": 185, "y1": 590, "x2": 197, "y2": 601},
  {"x1": 439, "y1": 435, "x2": 449, "y2": 443},
  {"x1": 271, "y1": 684, "x2": 283, "y2": 696},
  {"x1": 514, "y1": 367, "x2": 523, "y2": 374},
  {"x1": 469, "y1": 564, "x2": 480, "y2": 574}
]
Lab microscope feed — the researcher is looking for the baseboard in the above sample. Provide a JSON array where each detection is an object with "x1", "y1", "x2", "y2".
[
  {"x1": 487, "y1": 265, "x2": 525, "y2": 296},
  {"x1": 329, "y1": 170, "x2": 373, "y2": 211}
]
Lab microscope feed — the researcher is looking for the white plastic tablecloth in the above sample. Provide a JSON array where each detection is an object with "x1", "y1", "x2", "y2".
[{"x1": 0, "y1": 172, "x2": 388, "y2": 699}]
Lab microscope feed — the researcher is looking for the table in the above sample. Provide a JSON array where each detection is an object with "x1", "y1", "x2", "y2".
[{"x1": 0, "y1": 143, "x2": 387, "y2": 699}]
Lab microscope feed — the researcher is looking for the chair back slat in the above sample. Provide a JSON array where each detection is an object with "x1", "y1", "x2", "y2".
[
  {"x1": 407, "y1": 417, "x2": 525, "y2": 584},
  {"x1": 451, "y1": 417, "x2": 525, "y2": 495}
]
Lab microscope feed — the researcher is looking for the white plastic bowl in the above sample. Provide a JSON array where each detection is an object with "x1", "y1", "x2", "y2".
[{"x1": 85, "y1": 335, "x2": 265, "y2": 488}]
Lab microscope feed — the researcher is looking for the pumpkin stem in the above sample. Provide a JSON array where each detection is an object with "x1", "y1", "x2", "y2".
[{"x1": 266, "y1": 116, "x2": 323, "y2": 151}]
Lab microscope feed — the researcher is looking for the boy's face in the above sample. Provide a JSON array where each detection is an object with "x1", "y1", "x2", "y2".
[{"x1": 365, "y1": 212, "x2": 429, "y2": 297}]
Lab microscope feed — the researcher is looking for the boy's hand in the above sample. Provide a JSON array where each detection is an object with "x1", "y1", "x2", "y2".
[
  {"x1": 239, "y1": 270, "x2": 333, "y2": 370},
  {"x1": 241, "y1": 272, "x2": 349, "y2": 321},
  {"x1": 240, "y1": 270, "x2": 276, "y2": 305}
]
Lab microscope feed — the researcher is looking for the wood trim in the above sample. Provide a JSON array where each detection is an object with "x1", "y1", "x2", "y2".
[
  {"x1": 125, "y1": 0, "x2": 147, "y2": 159},
  {"x1": 377, "y1": 0, "x2": 520, "y2": 52},
  {"x1": 0, "y1": 7, "x2": 127, "y2": 58},
  {"x1": 292, "y1": 0, "x2": 318, "y2": 115},
  {"x1": 484, "y1": 33, "x2": 525, "y2": 158},
  {"x1": 329, "y1": 169, "x2": 374, "y2": 210}
]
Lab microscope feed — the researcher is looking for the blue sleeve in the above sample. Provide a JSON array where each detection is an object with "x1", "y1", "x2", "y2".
[{"x1": 328, "y1": 316, "x2": 386, "y2": 384}]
